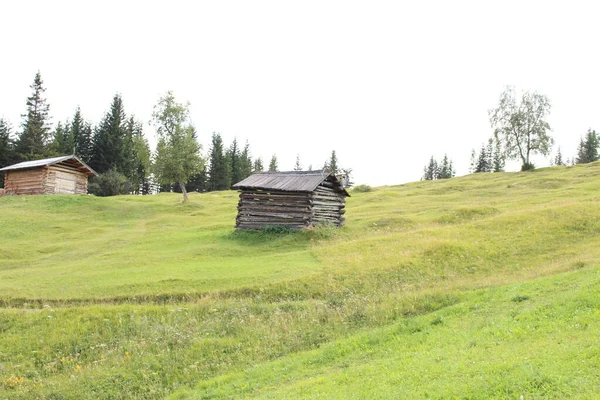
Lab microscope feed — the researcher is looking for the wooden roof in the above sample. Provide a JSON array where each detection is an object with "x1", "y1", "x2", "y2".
[
  {"x1": 233, "y1": 171, "x2": 350, "y2": 196},
  {"x1": 0, "y1": 155, "x2": 97, "y2": 176}
]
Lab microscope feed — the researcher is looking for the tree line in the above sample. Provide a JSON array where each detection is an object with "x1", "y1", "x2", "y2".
[
  {"x1": 0, "y1": 72, "x2": 351, "y2": 199},
  {"x1": 422, "y1": 85, "x2": 600, "y2": 181}
]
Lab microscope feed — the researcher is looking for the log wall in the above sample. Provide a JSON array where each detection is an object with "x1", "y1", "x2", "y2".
[
  {"x1": 3, "y1": 165, "x2": 88, "y2": 195},
  {"x1": 236, "y1": 185, "x2": 346, "y2": 229}
]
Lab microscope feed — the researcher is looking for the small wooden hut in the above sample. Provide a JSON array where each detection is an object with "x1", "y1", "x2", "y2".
[
  {"x1": 0, "y1": 155, "x2": 97, "y2": 195},
  {"x1": 232, "y1": 171, "x2": 350, "y2": 229}
]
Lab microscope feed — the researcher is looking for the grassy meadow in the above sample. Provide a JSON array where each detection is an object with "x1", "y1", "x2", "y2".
[{"x1": 1, "y1": 162, "x2": 600, "y2": 398}]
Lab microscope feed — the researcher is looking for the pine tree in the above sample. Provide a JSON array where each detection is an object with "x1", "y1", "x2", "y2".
[
  {"x1": 486, "y1": 138, "x2": 494, "y2": 171},
  {"x1": 208, "y1": 132, "x2": 231, "y2": 191},
  {"x1": 228, "y1": 138, "x2": 243, "y2": 186},
  {"x1": 294, "y1": 154, "x2": 302, "y2": 171},
  {"x1": 239, "y1": 141, "x2": 253, "y2": 179},
  {"x1": 328, "y1": 150, "x2": 338, "y2": 174},
  {"x1": 475, "y1": 143, "x2": 490, "y2": 173},
  {"x1": 553, "y1": 147, "x2": 565, "y2": 166},
  {"x1": 493, "y1": 135, "x2": 505, "y2": 172},
  {"x1": 576, "y1": 129, "x2": 599, "y2": 164},
  {"x1": 0, "y1": 119, "x2": 14, "y2": 187},
  {"x1": 268, "y1": 154, "x2": 278, "y2": 172},
  {"x1": 469, "y1": 149, "x2": 477, "y2": 173},
  {"x1": 438, "y1": 154, "x2": 451, "y2": 179},
  {"x1": 422, "y1": 156, "x2": 438, "y2": 180},
  {"x1": 90, "y1": 94, "x2": 127, "y2": 174},
  {"x1": 14, "y1": 71, "x2": 51, "y2": 161},
  {"x1": 71, "y1": 107, "x2": 93, "y2": 161},
  {"x1": 128, "y1": 117, "x2": 151, "y2": 194},
  {"x1": 50, "y1": 120, "x2": 74, "y2": 156},
  {"x1": 253, "y1": 157, "x2": 264, "y2": 173}
]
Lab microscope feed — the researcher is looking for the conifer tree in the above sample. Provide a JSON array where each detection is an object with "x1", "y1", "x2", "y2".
[
  {"x1": 553, "y1": 147, "x2": 565, "y2": 166},
  {"x1": 294, "y1": 154, "x2": 302, "y2": 171},
  {"x1": 328, "y1": 150, "x2": 339, "y2": 174},
  {"x1": 208, "y1": 132, "x2": 231, "y2": 191},
  {"x1": 0, "y1": 119, "x2": 14, "y2": 187},
  {"x1": 50, "y1": 121, "x2": 74, "y2": 155},
  {"x1": 90, "y1": 94, "x2": 127, "y2": 174},
  {"x1": 71, "y1": 107, "x2": 94, "y2": 162},
  {"x1": 239, "y1": 141, "x2": 252, "y2": 179},
  {"x1": 253, "y1": 157, "x2": 264, "y2": 173},
  {"x1": 14, "y1": 71, "x2": 51, "y2": 161},
  {"x1": 128, "y1": 117, "x2": 151, "y2": 194},
  {"x1": 228, "y1": 138, "x2": 243, "y2": 186},
  {"x1": 475, "y1": 143, "x2": 490, "y2": 173},
  {"x1": 469, "y1": 149, "x2": 477, "y2": 173},
  {"x1": 268, "y1": 154, "x2": 278, "y2": 172},
  {"x1": 493, "y1": 135, "x2": 505, "y2": 172},
  {"x1": 576, "y1": 129, "x2": 599, "y2": 164},
  {"x1": 422, "y1": 156, "x2": 438, "y2": 180}
]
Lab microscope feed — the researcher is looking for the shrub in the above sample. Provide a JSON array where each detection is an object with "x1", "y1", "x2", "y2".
[
  {"x1": 353, "y1": 184, "x2": 372, "y2": 193},
  {"x1": 521, "y1": 162, "x2": 536, "y2": 171},
  {"x1": 88, "y1": 169, "x2": 130, "y2": 196}
]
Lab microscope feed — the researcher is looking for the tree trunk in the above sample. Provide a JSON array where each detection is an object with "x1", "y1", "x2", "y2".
[{"x1": 179, "y1": 181, "x2": 188, "y2": 202}]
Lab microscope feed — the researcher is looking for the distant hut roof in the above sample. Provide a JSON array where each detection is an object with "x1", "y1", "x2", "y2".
[
  {"x1": 0, "y1": 155, "x2": 97, "y2": 176},
  {"x1": 233, "y1": 171, "x2": 350, "y2": 196}
]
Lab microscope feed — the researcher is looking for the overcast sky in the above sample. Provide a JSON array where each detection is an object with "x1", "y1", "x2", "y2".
[{"x1": 1, "y1": 0, "x2": 599, "y2": 186}]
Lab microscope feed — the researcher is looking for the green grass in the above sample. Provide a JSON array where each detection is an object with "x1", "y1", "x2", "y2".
[{"x1": 1, "y1": 162, "x2": 600, "y2": 398}]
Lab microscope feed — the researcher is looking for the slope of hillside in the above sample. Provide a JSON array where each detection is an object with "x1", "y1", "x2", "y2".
[{"x1": 1, "y1": 163, "x2": 600, "y2": 399}]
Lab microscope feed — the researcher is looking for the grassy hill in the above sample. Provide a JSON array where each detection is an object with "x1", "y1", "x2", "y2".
[{"x1": 1, "y1": 163, "x2": 600, "y2": 398}]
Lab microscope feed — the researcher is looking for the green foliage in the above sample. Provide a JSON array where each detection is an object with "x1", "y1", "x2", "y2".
[
  {"x1": 0, "y1": 118, "x2": 14, "y2": 188},
  {"x1": 49, "y1": 121, "x2": 74, "y2": 156},
  {"x1": 87, "y1": 169, "x2": 129, "y2": 196},
  {"x1": 129, "y1": 118, "x2": 152, "y2": 194},
  {"x1": 253, "y1": 157, "x2": 264, "y2": 173},
  {"x1": 575, "y1": 129, "x2": 599, "y2": 164},
  {"x1": 327, "y1": 150, "x2": 338, "y2": 174},
  {"x1": 489, "y1": 86, "x2": 553, "y2": 170},
  {"x1": 152, "y1": 92, "x2": 202, "y2": 201},
  {"x1": 14, "y1": 71, "x2": 52, "y2": 161},
  {"x1": 268, "y1": 154, "x2": 278, "y2": 172},
  {"x1": 207, "y1": 132, "x2": 231, "y2": 190},
  {"x1": 553, "y1": 147, "x2": 565, "y2": 166},
  {"x1": 423, "y1": 154, "x2": 455, "y2": 180},
  {"x1": 239, "y1": 141, "x2": 252, "y2": 179},
  {"x1": 90, "y1": 94, "x2": 129, "y2": 174},
  {"x1": 353, "y1": 184, "x2": 372, "y2": 192},
  {"x1": 71, "y1": 107, "x2": 93, "y2": 163}
]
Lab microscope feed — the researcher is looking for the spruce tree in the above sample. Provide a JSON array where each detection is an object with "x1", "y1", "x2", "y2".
[
  {"x1": 128, "y1": 117, "x2": 151, "y2": 194},
  {"x1": 14, "y1": 71, "x2": 51, "y2": 161},
  {"x1": 71, "y1": 107, "x2": 94, "y2": 161},
  {"x1": 486, "y1": 138, "x2": 494, "y2": 170},
  {"x1": 576, "y1": 129, "x2": 599, "y2": 164},
  {"x1": 228, "y1": 138, "x2": 243, "y2": 186},
  {"x1": 239, "y1": 141, "x2": 253, "y2": 179},
  {"x1": 208, "y1": 132, "x2": 231, "y2": 191},
  {"x1": 328, "y1": 150, "x2": 338, "y2": 174},
  {"x1": 422, "y1": 156, "x2": 438, "y2": 180},
  {"x1": 493, "y1": 135, "x2": 505, "y2": 172},
  {"x1": 253, "y1": 157, "x2": 264, "y2": 173},
  {"x1": 554, "y1": 147, "x2": 565, "y2": 166},
  {"x1": 90, "y1": 94, "x2": 127, "y2": 174},
  {"x1": 268, "y1": 154, "x2": 278, "y2": 172},
  {"x1": 438, "y1": 154, "x2": 450, "y2": 179},
  {"x1": 469, "y1": 149, "x2": 477, "y2": 173},
  {"x1": 50, "y1": 120, "x2": 74, "y2": 155},
  {"x1": 294, "y1": 154, "x2": 302, "y2": 171},
  {"x1": 0, "y1": 119, "x2": 14, "y2": 187},
  {"x1": 475, "y1": 143, "x2": 490, "y2": 173}
]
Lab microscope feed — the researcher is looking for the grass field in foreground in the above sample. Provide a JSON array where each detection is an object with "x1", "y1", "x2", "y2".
[{"x1": 1, "y1": 162, "x2": 600, "y2": 398}]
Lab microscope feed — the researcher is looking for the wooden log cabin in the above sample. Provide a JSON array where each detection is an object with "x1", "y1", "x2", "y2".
[
  {"x1": 0, "y1": 155, "x2": 97, "y2": 195},
  {"x1": 232, "y1": 171, "x2": 350, "y2": 229}
]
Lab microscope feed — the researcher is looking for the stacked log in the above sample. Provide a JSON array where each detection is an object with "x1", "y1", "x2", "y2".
[
  {"x1": 236, "y1": 190, "x2": 313, "y2": 229},
  {"x1": 311, "y1": 183, "x2": 346, "y2": 226},
  {"x1": 3, "y1": 168, "x2": 48, "y2": 195}
]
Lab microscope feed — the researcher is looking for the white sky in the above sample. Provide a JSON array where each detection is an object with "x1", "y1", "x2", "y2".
[{"x1": 1, "y1": 0, "x2": 599, "y2": 186}]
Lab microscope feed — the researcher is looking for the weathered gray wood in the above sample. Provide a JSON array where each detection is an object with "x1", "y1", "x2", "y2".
[{"x1": 237, "y1": 210, "x2": 312, "y2": 219}]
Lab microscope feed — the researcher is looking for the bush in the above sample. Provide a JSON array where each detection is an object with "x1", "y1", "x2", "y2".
[
  {"x1": 521, "y1": 162, "x2": 536, "y2": 171},
  {"x1": 353, "y1": 184, "x2": 372, "y2": 193},
  {"x1": 88, "y1": 170, "x2": 130, "y2": 196}
]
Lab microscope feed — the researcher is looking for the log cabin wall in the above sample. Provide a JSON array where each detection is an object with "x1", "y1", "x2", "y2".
[
  {"x1": 46, "y1": 164, "x2": 88, "y2": 194},
  {"x1": 3, "y1": 167, "x2": 48, "y2": 195},
  {"x1": 311, "y1": 182, "x2": 346, "y2": 226},
  {"x1": 236, "y1": 190, "x2": 313, "y2": 229}
]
